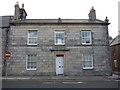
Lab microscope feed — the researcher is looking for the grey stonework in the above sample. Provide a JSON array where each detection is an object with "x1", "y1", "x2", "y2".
[{"x1": 4, "y1": 23, "x2": 112, "y2": 76}]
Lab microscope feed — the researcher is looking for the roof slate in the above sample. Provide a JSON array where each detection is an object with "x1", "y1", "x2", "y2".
[
  {"x1": 110, "y1": 35, "x2": 120, "y2": 46},
  {"x1": 0, "y1": 16, "x2": 13, "y2": 28},
  {"x1": 10, "y1": 19, "x2": 109, "y2": 25}
]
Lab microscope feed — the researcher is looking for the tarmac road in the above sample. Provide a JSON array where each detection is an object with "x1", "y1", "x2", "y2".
[{"x1": 2, "y1": 80, "x2": 120, "y2": 88}]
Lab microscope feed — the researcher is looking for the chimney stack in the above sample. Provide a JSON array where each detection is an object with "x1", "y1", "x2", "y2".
[
  {"x1": 14, "y1": 2, "x2": 20, "y2": 20},
  {"x1": 88, "y1": 6, "x2": 96, "y2": 20},
  {"x1": 14, "y1": 2, "x2": 27, "y2": 20}
]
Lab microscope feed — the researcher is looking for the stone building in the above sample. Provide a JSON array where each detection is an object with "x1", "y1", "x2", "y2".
[{"x1": 2, "y1": 3, "x2": 112, "y2": 76}]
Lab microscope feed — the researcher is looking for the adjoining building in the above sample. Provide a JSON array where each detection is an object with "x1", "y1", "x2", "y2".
[
  {"x1": 0, "y1": 16, "x2": 13, "y2": 75},
  {"x1": 2, "y1": 3, "x2": 112, "y2": 76},
  {"x1": 110, "y1": 35, "x2": 120, "y2": 74}
]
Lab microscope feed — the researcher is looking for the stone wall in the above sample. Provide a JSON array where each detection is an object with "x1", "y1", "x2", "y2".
[{"x1": 7, "y1": 24, "x2": 112, "y2": 76}]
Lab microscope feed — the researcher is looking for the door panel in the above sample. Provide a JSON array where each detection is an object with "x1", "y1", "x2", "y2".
[{"x1": 56, "y1": 56, "x2": 64, "y2": 75}]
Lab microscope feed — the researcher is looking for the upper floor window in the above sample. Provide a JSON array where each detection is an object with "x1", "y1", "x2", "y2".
[
  {"x1": 54, "y1": 31, "x2": 65, "y2": 45},
  {"x1": 81, "y1": 31, "x2": 92, "y2": 45},
  {"x1": 27, "y1": 30, "x2": 38, "y2": 45}
]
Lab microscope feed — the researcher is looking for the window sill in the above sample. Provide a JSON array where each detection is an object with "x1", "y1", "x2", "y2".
[
  {"x1": 83, "y1": 67, "x2": 93, "y2": 70},
  {"x1": 27, "y1": 44, "x2": 38, "y2": 46},
  {"x1": 82, "y1": 43, "x2": 92, "y2": 45},
  {"x1": 26, "y1": 69, "x2": 37, "y2": 71},
  {"x1": 55, "y1": 44, "x2": 65, "y2": 45}
]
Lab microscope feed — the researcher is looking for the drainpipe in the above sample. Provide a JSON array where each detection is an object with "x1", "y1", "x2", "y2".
[{"x1": 3, "y1": 27, "x2": 10, "y2": 76}]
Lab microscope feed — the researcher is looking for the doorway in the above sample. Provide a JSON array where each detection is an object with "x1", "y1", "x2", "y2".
[{"x1": 56, "y1": 55, "x2": 64, "y2": 75}]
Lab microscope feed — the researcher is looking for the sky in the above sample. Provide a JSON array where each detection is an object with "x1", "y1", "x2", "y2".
[{"x1": 0, "y1": 0, "x2": 119, "y2": 38}]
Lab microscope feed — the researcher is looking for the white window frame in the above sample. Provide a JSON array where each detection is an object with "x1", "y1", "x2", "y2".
[
  {"x1": 114, "y1": 60, "x2": 118, "y2": 68},
  {"x1": 26, "y1": 55, "x2": 37, "y2": 70},
  {"x1": 81, "y1": 31, "x2": 92, "y2": 45},
  {"x1": 82, "y1": 54, "x2": 93, "y2": 69},
  {"x1": 54, "y1": 31, "x2": 65, "y2": 45},
  {"x1": 27, "y1": 30, "x2": 38, "y2": 45}
]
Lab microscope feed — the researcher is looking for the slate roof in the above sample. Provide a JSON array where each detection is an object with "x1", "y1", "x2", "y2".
[
  {"x1": 0, "y1": 16, "x2": 13, "y2": 28},
  {"x1": 110, "y1": 35, "x2": 120, "y2": 46},
  {"x1": 10, "y1": 19, "x2": 109, "y2": 25}
]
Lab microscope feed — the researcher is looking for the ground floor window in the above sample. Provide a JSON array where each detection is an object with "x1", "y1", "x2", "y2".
[
  {"x1": 26, "y1": 55, "x2": 37, "y2": 70},
  {"x1": 114, "y1": 60, "x2": 118, "y2": 68},
  {"x1": 82, "y1": 54, "x2": 93, "y2": 69}
]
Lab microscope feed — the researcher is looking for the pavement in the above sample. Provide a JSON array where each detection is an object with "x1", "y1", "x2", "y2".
[{"x1": 1, "y1": 74, "x2": 120, "y2": 81}]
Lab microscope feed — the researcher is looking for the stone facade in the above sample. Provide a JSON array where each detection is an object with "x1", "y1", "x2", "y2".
[
  {"x1": 4, "y1": 23, "x2": 111, "y2": 76},
  {"x1": 2, "y1": 3, "x2": 112, "y2": 76}
]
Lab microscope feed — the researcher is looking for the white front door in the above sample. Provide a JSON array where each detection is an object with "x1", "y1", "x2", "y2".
[{"x1": 56, "y1": 55, "x2": 64, "y2": 75}]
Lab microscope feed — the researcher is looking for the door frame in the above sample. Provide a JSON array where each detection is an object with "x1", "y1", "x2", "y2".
[
  {"x1": 53, "y1": 51, "x2": 66, "y2": 75},
  {"x1": 56, "y1": 55, "x2": 64, "y2": 75}
]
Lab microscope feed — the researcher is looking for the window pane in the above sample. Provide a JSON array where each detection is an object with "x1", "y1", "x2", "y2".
[
  {"x1": 33, "y1": 63, "x2": 36, "y2": 68},
  {"x1": 27, "y1": 63, "x2": 30, "y2": 68},
  {"x1": 28, "y1": 31, "x2": 38, "y2": 45},
  {"x1": 84, "y1": 61, "x2": 89, "y2": 67},
  {"x1": 28, "y1": 38, "x2": 37, "y2": 44},
  {"x1": 55, "y1": 31, "x2": 65, "y2": 45},
  {"x1": 86, "y1": 38, "x2": 90, "y2": 43},
  {"x1": 82, "y1": 38, "x2": 85, "y2": 43},
  {"x1": 29, "y1": 31, "x2": 37, "y2": 37},
  {"x1": 31, "y1": 63, "x2": 33, "y2": 68},
  {"x1": 84, "y1": 61, "x2": 92, "y2": 67},
  {"x1": 83, "y1": 54, "x2": 93, "y2": 68},
  {"x1": 27, "y1": 55, "x2": 37, "y2": 70},
  {"x1": 81, "y1": 31, "x2": 91, "y2": 44}
]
